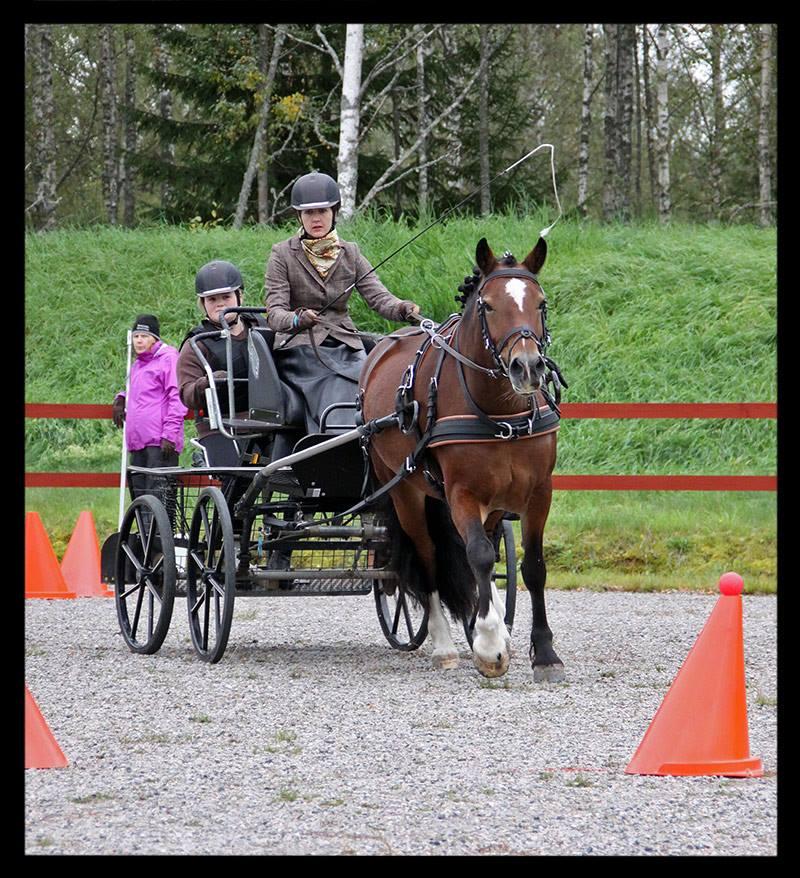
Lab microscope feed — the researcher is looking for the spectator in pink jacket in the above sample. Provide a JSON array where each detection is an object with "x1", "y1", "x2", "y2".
[{"x1": 112, "y1": 315, "x2": 187, "y2": 509}]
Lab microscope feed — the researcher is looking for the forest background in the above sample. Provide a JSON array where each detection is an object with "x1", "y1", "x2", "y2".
[{"x1": 24, "y1": 22, "x2": 777, "y2": 594}]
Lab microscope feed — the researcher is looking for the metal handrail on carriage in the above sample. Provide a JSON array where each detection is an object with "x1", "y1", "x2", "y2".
[{"x1": 107, "y1": 306, "x2": 517, "y2": 665}]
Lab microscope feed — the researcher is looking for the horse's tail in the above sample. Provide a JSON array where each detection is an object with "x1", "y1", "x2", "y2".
[
  {"x1": 423, "y1": 496, "x2": 476, "y2": 623},
  {"x1": 379, "y1": 496, "x2": 475, "y2": 623}
]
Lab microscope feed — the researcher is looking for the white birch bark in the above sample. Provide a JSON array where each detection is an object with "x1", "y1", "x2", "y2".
[
  {"x1": 710, "y1": 24, "x2": 725, "y2": 218},
  {"x1": 655, "y1": 24, "x2": 671, "y2": 224},
  {"x1": 758, "y1": 23, "x2": 774, "y2": 227},
  {"x1": 121, "y1": 28, "x2": 137, "y2": 227},
  {"x1": 617, "y1": 24, "x2": 635, "y2": 222},
  {"x1": 478, "y1": 25, "x2": 491, "y2": 216},
  {"x1": 154, "y1": 35, "x2": 173, "y2": 211},
  {"x1": 577, "y1": 24, "x2": 593, "y2": 218},
  {"x1": 416, "y1": 30, "x2": 429, "y2": 214},
  {"x1": 30, "y1": 24, "x2": 58, "y2": 231},
  {"x1": 336, "y1": 24, "x2": 364, "y2": 220}
]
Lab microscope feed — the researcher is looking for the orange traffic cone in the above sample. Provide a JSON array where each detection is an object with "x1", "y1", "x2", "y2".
[
  {"x1": 25, "y1": 686, "x2": 68, "y2": 769},
  {"x1": 60, "y1": 510, "x2": 112, "y2": 597},
  {"x1": 25, "y1": 512, "x2": 76, "y2": 599},
  {"x1": 625, "y1": 572, "x2": 763, "y2": 778}
]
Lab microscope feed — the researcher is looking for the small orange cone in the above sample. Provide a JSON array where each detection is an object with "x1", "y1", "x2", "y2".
[
  {"x1": 25, "y1": 686, "x2": 68, "y2": 769},
  {"x1": 60, "y1": 510, "x2": 112, "y2": 597},
  {"x1": 25, "y1": 512, "x2": 76, "y2": 599},
  {"x1": 625, "y1": 572, "x2": 763, "y2": 778}
]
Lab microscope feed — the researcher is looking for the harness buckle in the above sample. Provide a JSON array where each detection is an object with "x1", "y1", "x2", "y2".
[
  {"x1": 399, "y1": 400, "x2": 420, "y2": 435},
  {"x1": 404, "y1": 456, "x2": 417, "y2": 474},
  {"x1": 495, "y1": 421, "x2": 514, "y2": 440}
]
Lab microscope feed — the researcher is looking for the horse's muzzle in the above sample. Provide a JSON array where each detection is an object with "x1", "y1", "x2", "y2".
[{"x1": 508, "y1": 352, "x2": 545, "y2": 395}]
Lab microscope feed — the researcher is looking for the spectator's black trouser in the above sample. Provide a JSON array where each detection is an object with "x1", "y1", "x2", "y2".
[{"x1": 129, "y1": 445, "x2": 179, "y2": 530}]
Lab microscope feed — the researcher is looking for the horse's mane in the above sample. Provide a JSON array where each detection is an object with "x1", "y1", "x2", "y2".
[{"x1": 455, "y1": 251, "x2": 517, "y2": 312}]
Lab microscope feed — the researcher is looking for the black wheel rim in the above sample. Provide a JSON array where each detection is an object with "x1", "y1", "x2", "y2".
[
  {"x1": 186, "y1": 487, "x2": 236, "y2": 663},
  {"x1": 374, "y1": 581, "x2": 429, "y2": 651},
  {"x1": 115, "y1": 495, "x2": 176, "y2": 654}
]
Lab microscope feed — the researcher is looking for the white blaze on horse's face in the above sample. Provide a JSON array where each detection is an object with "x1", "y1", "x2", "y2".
[{"x1": 505, "y1": 277, "x2": 528, "y2": 313}]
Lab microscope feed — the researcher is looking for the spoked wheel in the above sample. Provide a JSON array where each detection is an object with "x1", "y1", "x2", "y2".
[
  {"x1": 374, "y1": 580, "x2": 429, "y2": 651},
  {"x1": 115, "y1": 494, "x2": 177, "y2": 655},
  {"x1": 463, "y1": 518, "x2": 517, "y2": 648},
  {"x1": 186, "y1": 487, "x2": 236, "y2": 664}
]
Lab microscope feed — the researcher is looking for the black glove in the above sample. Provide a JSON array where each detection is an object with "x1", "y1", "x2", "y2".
[
  {"x1": 293, "y1": 309, "x2": 319, "y2": 330},
  {"x1": 112, "y1": 396, "x2": 125, "y2": 428},
  {"x1": 160, "y1": 438, "x2": 177, "y2": 460},
  {"x1": 398, "y1": 300, "x2": 420, "y2": 322}
]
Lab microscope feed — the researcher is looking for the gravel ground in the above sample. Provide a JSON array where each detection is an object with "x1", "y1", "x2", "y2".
[{"x1": 25, "y1": 589, "x2": 777, "y2": 856}]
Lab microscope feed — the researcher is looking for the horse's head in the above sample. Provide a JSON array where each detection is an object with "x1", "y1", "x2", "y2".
[{"x1": 472, "y1": 236, "x2": 550, "y2": 396}]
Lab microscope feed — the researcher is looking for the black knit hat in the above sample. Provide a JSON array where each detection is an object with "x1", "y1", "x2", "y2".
[{"x1": 131, "y1": 314, "x2": 160, "y2": 339}]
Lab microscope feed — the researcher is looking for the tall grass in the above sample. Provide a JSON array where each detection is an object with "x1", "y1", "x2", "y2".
[{"x1": 25, "y1": 216, "x2": 777, "y2": 592}]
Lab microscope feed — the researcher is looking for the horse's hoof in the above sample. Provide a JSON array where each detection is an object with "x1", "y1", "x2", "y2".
[
  {"x1": 432, "y1": 651, "x2": 459, "y2": 670},
  {"x1": 473, "y1": 651, "x2": 510, "y2": 678},
  {"x1": 532, "y1": 662, "x2": 566, "y2": 683}
]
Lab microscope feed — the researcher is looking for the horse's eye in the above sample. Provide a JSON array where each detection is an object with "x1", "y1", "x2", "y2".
[{"x1": 483, "y1": 301, "x2": 494, "y2": 313}]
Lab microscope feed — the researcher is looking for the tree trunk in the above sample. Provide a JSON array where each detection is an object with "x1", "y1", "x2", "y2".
[
  {"x1": 577, "y1": 24, "x2": 593, "y2": 218},
  {"x1": 100, "y1": 26, "x2": 119, "y2": 226},
  {"x1": 233, "y1": 24, "x2": 286, "y2": 229},
  {"x1": 154, "y1": 34, "x2": 173, "y2": 212},
  {"x1": 337, "y1": 24, "x2": 365, "y2": 220},
  {"x1": 654, "y1": 24, "x2": 671, "y2": 224},
  {"x1": 709, "y1": 24, "x2": 725, "y2": 219},
  {"x1": 758, "y1": 23, "x2": 774, "y2": 227},
  {"x1": 30, "y1": 24, "x2": 58, "y2": 231},
  {"x1": 602, "y1": 24, "x2": 620, "y2": 221},
  {"x1": 617, "y1": 24, "x2": 635, "y2": 222},
  {"x1": 478, "y1": 25, "x2": 491, "y2": 216},
  {"x1": 257, "y1": 24, "x2": 271, "y2": 224},
  {"x1": 642, "y1": 25, "x2": 657, "y2": 215},
  {"x1": 633, "y1": 26, "x2": 642, "y2": 217},
  {"x1": 416, "y1": 31, "x2": 429, "y2": 214},
  {"x1": 121, "y1": 28, "x2": 137, "y2": 227},
  {"x1": 392, "y1": 85, "x2": 403, "y2": 220}
]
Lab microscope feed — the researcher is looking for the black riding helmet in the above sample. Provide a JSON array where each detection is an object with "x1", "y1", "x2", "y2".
[
  {"x1": 291, "y1": 172, "x2": 341, "y2": 211},
  {"x1": 195, "y1": 260, "x2": 243, "y2": 299}
]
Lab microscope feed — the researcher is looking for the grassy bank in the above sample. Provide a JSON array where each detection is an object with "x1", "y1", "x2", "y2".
[{"x1": 25, "y1": 217, "x2": 777, "y2": 592}]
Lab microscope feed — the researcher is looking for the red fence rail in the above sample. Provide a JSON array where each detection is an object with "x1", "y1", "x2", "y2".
[{"x1": 25, "y1": 402, "x2": 777, "y2": 491}]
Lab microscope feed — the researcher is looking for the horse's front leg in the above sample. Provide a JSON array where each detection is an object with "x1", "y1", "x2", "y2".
[
  {"x1": 450, "y1": 494, "x2": 510, "y2": 678},
  {"x1": 522, "y1": 486, "x2": 565, "y2": 682}
]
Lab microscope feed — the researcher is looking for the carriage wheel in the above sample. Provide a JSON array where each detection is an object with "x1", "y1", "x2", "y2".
[
  {"x1": 463, "y1": 519, "x2": 517, "y2": 648},
  {"x1": 114, "y1": 494, "x2": 176, "y2": 655},
  {"x1": 374, "y1": 580, "x2": 429, "y2": 651},
  {"x1": 186, "y1": 487, "x2": 236, "y2": 664}
]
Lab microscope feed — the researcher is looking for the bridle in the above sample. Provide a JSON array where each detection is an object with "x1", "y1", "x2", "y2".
[{"x1": 473, "y1": 266, "x2": 551, "y2": 379}]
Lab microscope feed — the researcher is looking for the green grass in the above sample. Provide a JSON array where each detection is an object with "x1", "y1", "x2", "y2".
[{"x1": 25, "y1": 217, "x2": 776, "y2": 592}]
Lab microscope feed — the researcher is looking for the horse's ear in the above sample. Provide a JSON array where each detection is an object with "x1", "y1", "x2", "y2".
[
  {"x1": 476, "y1": 238, "x2": 497, "y2": 276},
  {"x1": 523, "y1": 237, "x2": 547, "y2": 276}
]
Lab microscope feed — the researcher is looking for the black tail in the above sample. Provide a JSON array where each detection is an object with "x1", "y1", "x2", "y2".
[{"x1": 424, "y1": 496, "x2": 476, "y2": 623}]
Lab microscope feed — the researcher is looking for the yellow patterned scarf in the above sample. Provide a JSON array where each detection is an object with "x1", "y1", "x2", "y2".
[{"x1": 299, "y1": 228, "x2": 342, "y2": 278}]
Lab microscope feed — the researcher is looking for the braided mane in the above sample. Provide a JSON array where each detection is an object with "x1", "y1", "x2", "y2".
[{"x1": 454, "y1": 250, "x2": 516, "y2": 311}]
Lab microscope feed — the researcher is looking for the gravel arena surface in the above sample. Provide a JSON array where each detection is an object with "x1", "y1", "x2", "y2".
[{"x1": 25, "y1": 589, "x2": 777, "y2": 856}]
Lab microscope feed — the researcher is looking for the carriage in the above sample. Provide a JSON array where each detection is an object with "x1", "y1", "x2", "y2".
[{"x1": 101, "y1": 305, "x2": 518, "y2": 665}]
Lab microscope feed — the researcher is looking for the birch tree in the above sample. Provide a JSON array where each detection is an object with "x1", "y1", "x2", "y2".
[
  {"x1": 233, "y1": 24, "x2": 286, "y2": 229},
  {"x1": 757, "y1": 23, "x2": 774, "y2": 227},
  {"x1": 642, "y1": 25, "x2": 657, "y2": 214},
  {"x1": 336, "y1": 24, "x2": 364, "y2": 220},
  {"x1": 617, "y1": 24, "x2": 635, "y2": 221},
  {"x1": 121, "y1": 28, "x2": 137, "y2": 227},
  {"x1": 416, "y1": 27, "x2": 430, "y2": 214},
  {"x1": 153, "y1": 33, "x2": 173, "y2": 213},
  {"x1": 577, "y1": 23, "x2": 593, "y2": 218},
  {"x1": 28, "y1": 25, "x2": 58, "y2": 230},
  {"x1": 654, "y1": 23, "x2": 671, "y2": 223},
  {"x1": 257, "y1": 25, "x2": 271, "y2": 224},
  {"x1": 100, "y1": 26, "x2": 119, "y2": 225},
  {"x1": 710, "y1": 24, "x2": 725, "y2": 218},
  {"x1": 602, "y1": 24, "x2": 619, "y2": 221},
  {"x1": 478, "y1": 26, "x2": 492, "y2": 216}
]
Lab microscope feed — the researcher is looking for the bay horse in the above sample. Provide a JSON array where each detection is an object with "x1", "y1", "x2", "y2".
[{"x1": 359, "y1": 236, "x2": 565, "y2": 680}]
